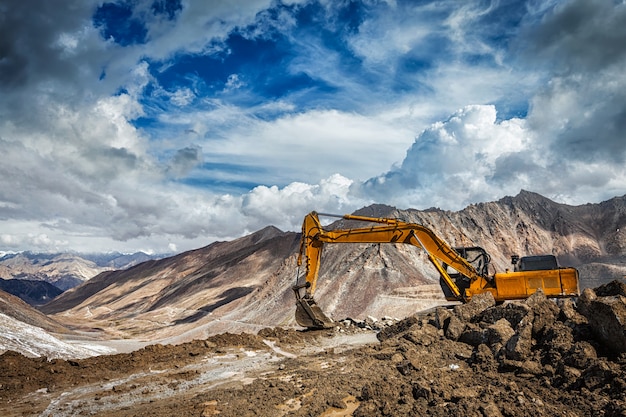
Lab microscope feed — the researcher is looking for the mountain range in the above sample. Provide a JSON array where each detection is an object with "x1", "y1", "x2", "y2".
[
  {"x1": 33, "y1": 190, "x2": 625, "y2": 345},
  {"x1": 0, "y1": 251, "x2": 160, "y2": 290},
  {"x1": 0, "y1": 251, "x2": 162, "y2": 305}
]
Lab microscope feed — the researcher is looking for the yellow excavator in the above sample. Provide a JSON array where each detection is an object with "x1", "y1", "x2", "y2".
[{"x1": 293, "y1": 211, "x2": 580, "y2": 329}]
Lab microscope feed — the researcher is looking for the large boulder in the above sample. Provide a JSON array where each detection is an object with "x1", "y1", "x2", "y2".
[
  {"x1": 557, "y1": 298, "x2": 587, "y2": 325},
  {"x1": 524, "y1": 289, "x2": 560, "y2": 336},
  {"x1": 453, "y1": 292, "x2": 496, "y2": 322},
  {"x1": 505, "y1": 319, "x2": 533, "y2": 361},
  {"x1": 594, "y1": 280, "x2": 626, "y2": 297},
  {"x1": 476, "y1": 302, "x2": 533, "y2": 329},
  {"x1": 577, "y1": 283, "x2": 626, "y2": 354},
  {"x1": 484, "y1": 318, "x2": 515, "y2": 350}
]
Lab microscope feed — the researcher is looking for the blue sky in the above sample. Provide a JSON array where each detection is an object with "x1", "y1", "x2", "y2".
[{"x1": 1, "y1": 0, "x2": 625, "y2": 254}]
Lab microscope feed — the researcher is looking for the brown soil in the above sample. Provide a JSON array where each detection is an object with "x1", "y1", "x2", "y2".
[{"x1": 2, "y1": 283, "x2": 626, "y2": 417}]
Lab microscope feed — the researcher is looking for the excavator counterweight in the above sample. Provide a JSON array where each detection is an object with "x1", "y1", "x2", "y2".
[{"x1": 293, "y1": 211, "x2": 580, "y2": 330}]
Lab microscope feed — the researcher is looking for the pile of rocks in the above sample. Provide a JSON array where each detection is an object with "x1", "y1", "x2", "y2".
[
  {"x1": 339, "y1": 316, "x2": 400, "y2": 331},
  {"x1": 365, "y1": 280, "x2": 626, "y2": 416}
]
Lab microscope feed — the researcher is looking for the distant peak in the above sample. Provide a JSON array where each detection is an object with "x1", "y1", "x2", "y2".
[
  {"x1": 516, "y1": 189, "x2": 548, "y2": 200},
  {"x1": 249, "y1": 225, "x2": 285, "y2": 244},
  {"x1": 352, "y1": 204, "x2": 398, "y2": 218},
  {"x1": 498, "y1": 190, "x2": 558, "y2": 207}
]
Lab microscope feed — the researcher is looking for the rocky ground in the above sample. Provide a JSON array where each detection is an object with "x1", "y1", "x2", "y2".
[{"x1": 2, "y1": 281, "x2": 626, "y2": 417}]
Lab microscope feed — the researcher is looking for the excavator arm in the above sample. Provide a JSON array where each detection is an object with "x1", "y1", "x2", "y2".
[{"x1": 293, "y1": 211, "x2": 493, "y2": 328}]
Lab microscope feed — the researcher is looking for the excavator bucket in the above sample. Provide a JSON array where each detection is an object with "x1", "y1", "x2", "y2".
[{"x1": 295, "y1": 297, "x2": 335, "y2": 329}]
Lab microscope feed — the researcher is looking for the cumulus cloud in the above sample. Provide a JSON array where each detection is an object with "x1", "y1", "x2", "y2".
[
  {"x1": 359, "y1": 102, "x2": 626, "y2": 209},
  {"x1": 359, "y1": 105, "x2": 533, "y2": 209},
  {"x1": 241, "y1": 174, "x2": 358, "y2": 231}
]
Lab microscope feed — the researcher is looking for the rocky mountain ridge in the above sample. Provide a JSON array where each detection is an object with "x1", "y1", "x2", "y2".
[
  {"x1": 0, "y1": 251, "x2": 161, "y2": 292},
  {"x1": 408, "y1": 190, "x2": 625, "y2": 287}
]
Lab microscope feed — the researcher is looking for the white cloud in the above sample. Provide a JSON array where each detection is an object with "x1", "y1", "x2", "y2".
[
  {"x1": 141, "y1": 0, "x2": 279, "y2": 59},
  {"x1": 347, "y1": 3, "x2": 433, "y2": 66},
  {"x1": 0, "y1": 170, "x2": 358, "y2": 254},
  {"x1": 168, "y1": 106, "x2": 417, "y2": 186},
  {"x1": 362, "y1": 101, "x2": 626, "y2": 209},
  {"x1": 241, "y1": 174, "x2": 358, "y2": 230},
  {"x1": 359, "y1": 105, "x2": 534, "y2": 209},
  {"x1": 169, "y1": 87, "x2": 196, "y2": 106},
  {"x1": 224, "y1": 74, "x2": 244, "y2": 91}
]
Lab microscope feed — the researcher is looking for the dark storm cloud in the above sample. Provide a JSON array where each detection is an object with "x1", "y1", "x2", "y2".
[
  {"x1": 522, "y1": 0, "x2": 626, "y2": 73},
  {"x1": 489, "y1": 153, "x2": 542, "y2": 186},
  {"x1": 520, "y1": 0, "x2": 626, "y2": 164},
  {"x1": 0, "y1": 0, "x2": 97, "y2": 90}
]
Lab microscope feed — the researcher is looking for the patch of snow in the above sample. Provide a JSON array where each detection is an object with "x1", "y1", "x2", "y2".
[{"x1": 0, "y1": 313, "x2": 115, "y2": 359}]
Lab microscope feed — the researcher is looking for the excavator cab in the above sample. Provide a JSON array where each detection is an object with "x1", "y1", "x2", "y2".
[
  {"x1": 515, "y1": 254, "x2": 559, "y2": 272},
  {"x1": 439, "y1": 246, "x2": 492, "y2": 300},
  {"x1": 452, "y1": 246, "x2": 492, "y2": 276}
]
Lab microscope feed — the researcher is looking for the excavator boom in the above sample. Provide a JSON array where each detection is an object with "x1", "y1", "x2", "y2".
[{"x1": 293, "y1": 211, "x2": 485, "y2": 328}]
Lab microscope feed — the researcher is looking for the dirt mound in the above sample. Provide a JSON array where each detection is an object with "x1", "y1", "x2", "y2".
[{"x1": 0, "y1": 332, "x2": 268, "y2": 404}]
